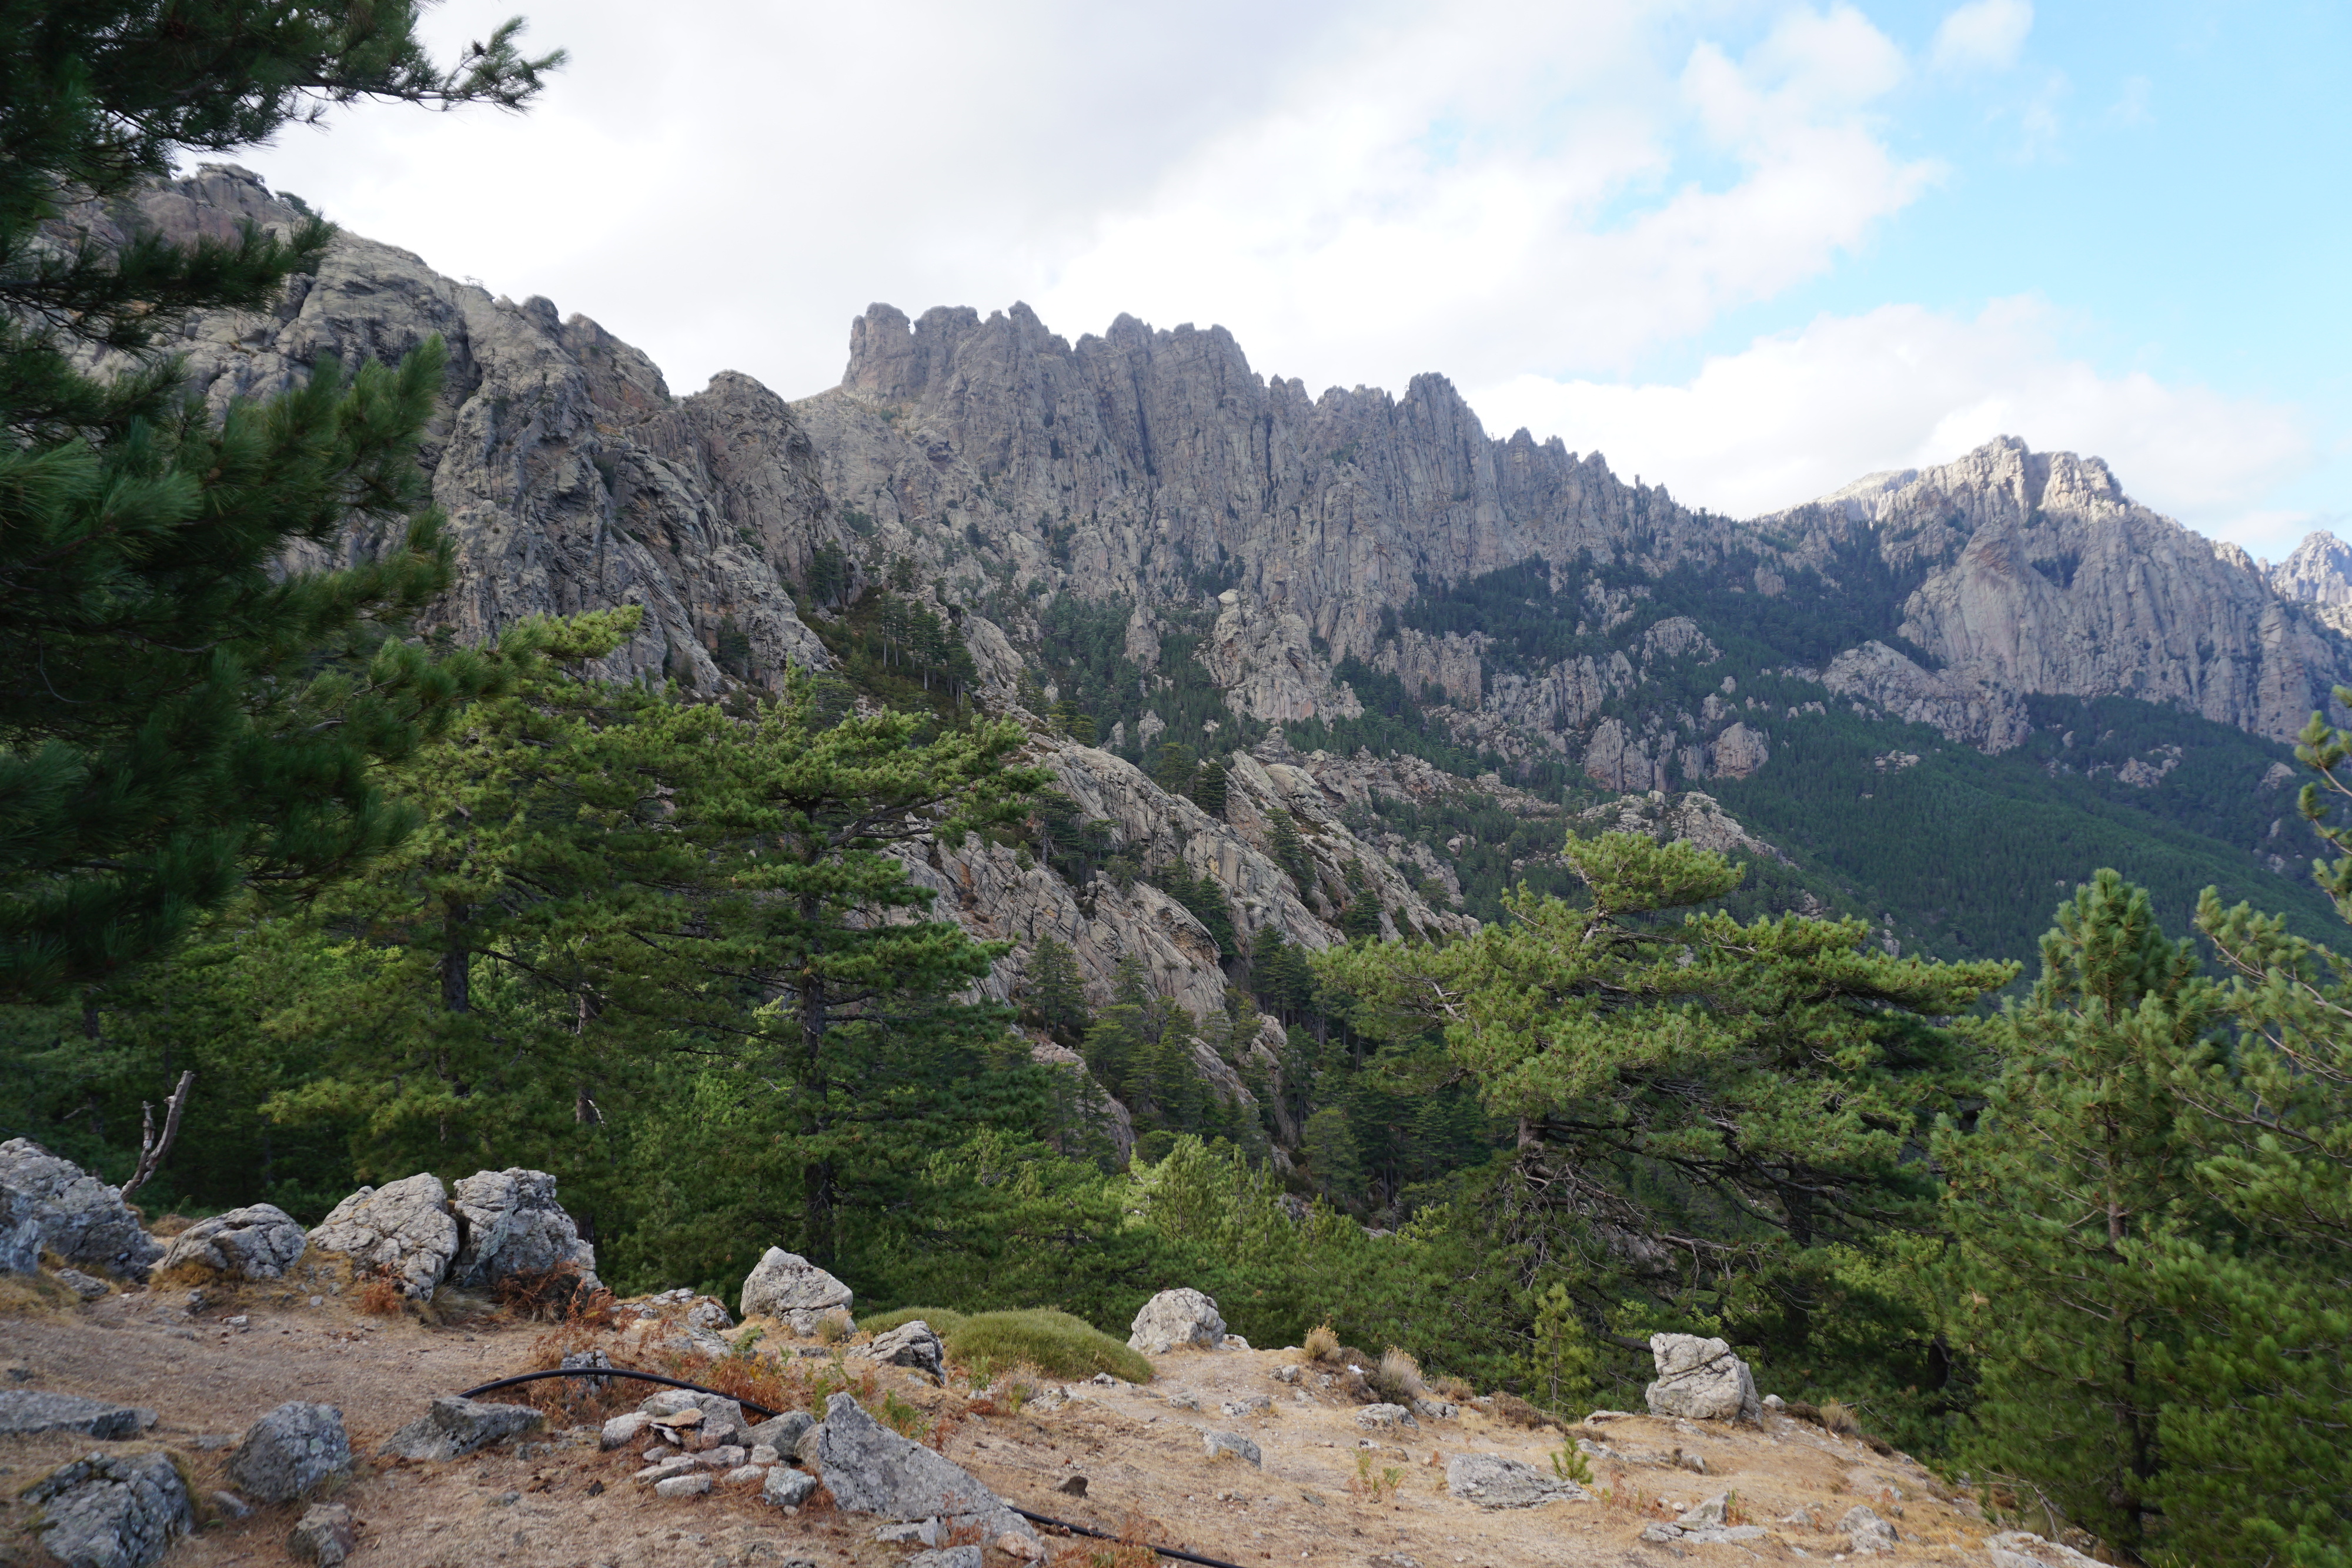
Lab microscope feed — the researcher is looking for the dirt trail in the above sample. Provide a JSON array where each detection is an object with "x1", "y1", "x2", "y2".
[{"x1": 1, "y1": 1288, "x2": 2008, "y2": 1568}]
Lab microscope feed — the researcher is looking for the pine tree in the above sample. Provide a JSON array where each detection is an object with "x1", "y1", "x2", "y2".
[
  {"x1": 1267, "y1": 810, "x2": 1315, "y2": 892},
  {"x1": 0, "y1": 0, "x2": 561, "y2": 1001},
  {"x1": 1935, "y1": 872, "x2": 2217, "y2": 1560},
  {"x1": 1022, "y1": 936, "x2": 1092, "y2": 1047},
  {"x1": 1194, "y1": 758, "x2": 1230, "y2": 817}
]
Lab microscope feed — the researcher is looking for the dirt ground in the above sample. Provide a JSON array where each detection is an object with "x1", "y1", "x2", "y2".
[{"x1": 0, "y1": 1282, "x2": 2011, "y2": 1568}]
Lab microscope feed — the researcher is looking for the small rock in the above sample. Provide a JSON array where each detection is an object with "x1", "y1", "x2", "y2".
[
  {"x1": 997, "y1": 1530, "x2": 1045, "y2": 1561},
  {"x1": 748, "y1": 1443, "x2": 780, "y2": 1465},
  {"x1": 906, "y1": 1549, "x2": 983, "y2": 1568},
  {"x1": 723, "y1": 1464, "x2": 767, "y2": 1486},
  {"x1": 747, "y1": 1410, "x2": 814, "y2": 1452},
  {"x1": 223, "y1": 1315, "x2": 248, "y2": 1329},
  {"x1": 638, "y1": 1389, "x2": 747, "y2": 1446},
  {"x1": 636, "y1": 1457, "x2": 699, "y2": 1485},
  {"x1": 1640, "y1": 1522, "x2": 1682, "y2": 1543},
  {"x1": 376, "y1": 1396, "x2": 543, "y2": 1461},
  {"x1": 1221, "y1": 1333, "x2": 1251, "y2": 1350},
  {"x1": 738, "y1": 1248, "x2": 853, "y2": 1333},
  {"x1": 1674, "y1": 1447, "x2": 1709, "y2": 1474},
  {"x1": 1127, "y1": 1288, "x2": 1225, "y2": 1354},
  {"x1": 229, "y1": 1402, "x2": 350, "y2": 1503},
  {"x1": 1202, "y1": 1430, "x2": 1261, "y2": 1466},
  {"x1": 1271, "y1": 1364, "x2": 1301, "y2": 1385},
  {"x1": 1780, "y1": 1505, "x2": 1819, "y2": 1529},
  {"x1": 1985, "y1": 1532, "x2": 2104, "y2": 1567},
  {"x1": 1841, "y1": 1505, "x2": 1898, "y2": 1554},
  {"x1": 876, "y1": 1519, "x2": 942, "y2": 1546},
  {"x1": 1168, "y1": 1392, "x2": 1200, "y2": 1411},
  {"x1": 859, "y1": 1319, "x2": 946, "y2": 1378},
  {"x1": 156, "y1": 1205, "x2": 309, "y2": 1282},
  {"x1": 654, "y1": 1472, "x2": 713, "y2": 1498},
  {"x1": 1643, "y1": 1333, "x2": 1761, "y2": 1423},
  {"x1": 56, "y1": 1268, "x2": 109, "y2": 1300},
  {"x1": 1355, "y1": 1403, "x2": 1416, "y2": 1430},
  {"x1": 209, "y1": 1490, "x2": 252, "y2": 1519},
  {"x1": 26, "y1": 1450, "x2": 192, "y2": 1568},
  {"x1": 0, "y1": 1389, "x2": 155, "y2": 1439},
  {"x1": 1369, "y1": 1556, "x2": 1424, "y2": 1568},
  {"x1": 288, "y1": 1502, "x2": 356, "y2": 1565},
  {"x1": 1411, "y1": 1398, "x2": 1458, "y2": 1421},
  {"x1": 763, "y1": 1467, "x2": 818, "y2": 1509},
  {"x1": 601, "y1": 1412, "x2": 652, "y2": 1450},
  {"x1": 1057, "y1": 1475, "x2": 1088, "y2": 1496},
  {"x1": 1685, "y1": 1492, "x2": 1730, "y2": 1527},
  {"x1": 685, "y1": 1296, "x2": 735, "y2": 1332}
]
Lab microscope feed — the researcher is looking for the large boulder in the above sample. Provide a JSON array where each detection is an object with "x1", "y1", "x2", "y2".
[
  {"x1": 25, "y1": 1450, "x2": 192, "y2": 1568},
  {"x1": 377, "y1": 1396, "x2": 543, "y2": 1460},
  {"x1": 306, "y1": 1174, "x2": 459, "y2": 1299},
  {"x1": 814, "y1": 1393, "x2": 1037, "y2": 1544},
  {"x1": 0, "y1": 1390, "x2": 155, "y2": 1440},
  {"x1": 1643, "y1": 1333, "x2": 1760, "y2": 1423},
  {"x1": 0, "y1": 1139, "x2": 163, "y2": 1281},
  {"x1": 447, "y1": 1168, "x2": 599, "y2": 1290},
  {"x1": 1445, "y1": 1452, "x2": 1587, "y2": 1508},
  {"x1": 155, "y1": 1204, "x2": 308, "y2": 1281},
  {"x1": 229, "y1": 1402, "x2": 350, "y2": 1503},
  {"x1": 739, "y1": 1247, "x2": 852, "y2": 1333},
  {"x1": 1127, "y1": 1288, "x2": 1225, "y2": 1353}
]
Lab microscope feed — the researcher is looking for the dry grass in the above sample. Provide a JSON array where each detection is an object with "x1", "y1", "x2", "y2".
[
  {"x1": 1304, "y1": 1322, "x2": 1341, "y2": 1362},
  {"x1": 0, "y1": 1270, "x2": 78, "y2": 1316},
  {"x1": 492, "y1": 1265, "x2": 614, "y2": 1325},
  {"x1": 1782, "y1": 1397, "x2": 1901, "y2": 1457},
  {"x1": 1491, "y1": 1392, "x2": 1553, "y2": 1429},
  {"x1": 814, "y1": 1309, "x2": 853, "y2": 1345},
  {"x1": 1370, "y1": 1347, "x2": 1425, "y2": 1405},
  {"x1": 1430, "y1": 1373, "x2": 1475, "y2": 1402},
  {"x1": 355, "y1": 1272, "x2": 405, "y2": 1316}
]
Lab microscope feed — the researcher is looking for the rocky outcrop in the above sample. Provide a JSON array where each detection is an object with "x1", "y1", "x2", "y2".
[
  {"x1": 2269, "y1": 531, "x2": 2352, "y2": 607},
  {"x1": 739, "y1": 1249, "x2": 853, "y2": 1333},
  {"x1": 0, "y1": 1140, "x2": 163, "y2": 1281},
  {"x1": 24, "y1": 1450, "x2": 191, "y2": 1568},
  {"x1": 156, "y1": 1205, "x2": 309, "y2": 1281},
  {"x1": 813, "y1": 1393, "x2": 1038, "y2": 1544},
  {"x1": 1572, "y1": 791, "x2": 1790, "y2": 866},
  {"x1": 1644, "y1": 1333, "x2": 1761, "y2": 1423},
  {"x1": 377, "y1": 1396, "x2": 543, "y2": 1461},
  {"x1": 449, "y1": 1169, "x2": 600, "y2": 1290},
  {"x1": 1818, "y1": 641, "x2": 2032, "y2": 753},
  {"x1": 1776, "y1": 438, "x2": 2352, "y2": 744},
  {"x1": 306, "y1": 1174, "x2": 459, "y2": 1299},
  {"x1": 1199, "y1": 592, "x2": 1362, "y2": 723},
  {"x1": 230, "y1": 1402, "x2": 352, "y2": 1503},
  {"x1": 1127, "y1": 1288, "x2": 1226, "y2": 1353}
]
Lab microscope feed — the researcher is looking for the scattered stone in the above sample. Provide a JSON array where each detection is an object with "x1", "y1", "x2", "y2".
[
  {"x1": 229, "y1": 1402, "x2": 350, "y2": 1503},
  {"x1": 1221, "y1": 1334, "x2": 1251, "y2": 1350},
  {"x1": 1057, "y1": 1475, "x2": 1088, "y2": 1497},
  {"x1": 639, "y1": 1389, "x2": 748, "y2": 1446},
  {"x1": 1127, "y1": 1288, "x2": 1225, "y2": 1353},
  {"x1": 636, "y1": 1458, "x2": 699, "y2": 1485},
  {"x1": 1167, "y1": 1392, "x2": 1200, "y2": 1411},
  {"x1": 1763, "y1": 1393, "x2": 1786, "y2": 1410},
  {"x1": 155, "y1": 1205, "x2": 308, "y2": 1281},
  {"x1": 306, "y1": 1174, "x2": 460, "y2": 1299},
  {"x1": 1685, "y1": 1493, "x2": 1730, "y2": 1527},
  {"x1": 1444, "y1": 1453, "x2": 1586, "y2": 1509},
  {"x1": 686, "y1": 1296, "x2": 736, "y2": 1332},
  {"x1": 701, "y1": 1445, "x2": 748, "y2": 1470},
  {"x1": 288, "y1": 1502, "x2": 356, "y2": 1565},
  {"x1": 997, "y1": 1532, "x2": 1045, "y2": 1561},
  {"x1": 601, "y1": 1412, "x2": 651, "y2": 1450},
  {"x1": 557, "y1": 1349, "x2": 613, "y2": 1393},
  {"x1": 654, "y1": 1472, "x2": 713, "y2": 1498},
  {"x1": 1369, "y1": 1556, "x2": 1424, "y2": 1568},
  {"x1": 816, "y1": 1394, "x2": 1037, "y2": 1542},
  {"x1": 738, "y1": 1248, "x2": 853, "y2": 1333},
  {"x1": 1202, "y1": 1431, "x2": 1261, "y2": 1466},
  {"x1": 906, "y1": 1549, "x2": 983, "y2": 1568},
  {"x1": 858, "y1": 1319, "x2": 946, "y2": 1378},
  {"x1": 0, "y1": 1139, "x2": 164, "y2": 1280},
  {"x1": 749, "y1": 1443, "x2": 781, "y2": 1466},
  {"x1": 792, "y1": 1423, "x2": 824, "y2": 1464},
  {"x1": 377, "y1": 1396, "x2": 543, "y2": 1460},
  {"x1": 1271, "y1": 1364, "x2": 1301, "y2": 1385},
  {"x1": 746, "y1": 1410, "x2": 813, "y2": 1452},
  {"x1": 723, "y1": 1464, "x2": 767, "y2": 1486},
  {"x1": 25, "y1": 1450, "x2": 192, "y2": 1568},
  {"x1": 876, "y1": 1520, "x2": 941, "y2": 1546},
  {"x1": 56, "y1": 1268, "x2": 109, "y2": 1300},
  {"x1": 1842, "y1": 1505, "x2": 1899, "y2": 1554},
  {"x1": 1986, "y1": 1532, "x2": 2104, "y2": 1567},
  {"x1": 1411, "y1": 1398, "x2": 1458, "y2": 1421},
  {"x1": 0, "y1": 1390, "x2": 154, "y2": 1439},
  {"x1": 209, "y1": 1491, "x2": 252, "y2": 1520},
  {"x1": 1674, "y1": 1447, "x2": 1709, "y2": 1474},
  {"x1": 762, "y1": 1467, "x2": 818, "y2": 1509},
  {"x1": 1355, "y1": 1403, "x2": 1416, "y2": 1430},
  {"x1": 1643, "y1": 1333, "x2": 1761, "y2": 1423},
  {"x1": 1780, "y1": 1505, "x2": 1819, "y2": 1529},
  {"x1": 1639, "y1": 1522, "x2": 1682, "y2": 1543}
]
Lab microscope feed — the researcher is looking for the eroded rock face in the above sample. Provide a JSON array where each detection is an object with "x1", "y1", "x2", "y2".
[
  {"x1": 859, "y1": 1320, "x2": 946, "y2": 1379},
  {"x1": 448, "y1": 1169, "x2": 599, "y2": 1290},
  {"x1": 1444, "y1": 1452, "x2": 1585, "y2": 1507},
  {"x1": 156, "y1": 1204, "x2": 308, "y2": 1281},
  {"x1": 25, "y1": 1450, "x2": 191, "y2": 1568},
  {"x1": 1645, "y1": 1333, "x2": 1760, "y2": 1423},
  {"x1": 739, "y1": 1248, "x2": 853, "y2": 1333},
  {"x1": 1127, "y1": 1288, "x2": 1225, "y2": 1353},
  {"x1": 229, "y1": 1402, "x2": 350, "y2": 1503},
  {"x1": 814, "y1": 1393, "x2": 1037, "y2": 1543},
  {"x1": 0, "y1": 1140, "x2": 163, "y2": 1281},
  {"x1": 1818, "y1": 641, "x2": 2031, "y2": 753},
  {"x1": 306, "y1": 1174, "x2": 458, "y2": 1299}
]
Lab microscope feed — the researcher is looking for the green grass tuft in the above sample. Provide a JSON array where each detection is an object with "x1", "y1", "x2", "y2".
[{"x1": 944, "y1": 1309, "x2": 1151, "y2": 1383}]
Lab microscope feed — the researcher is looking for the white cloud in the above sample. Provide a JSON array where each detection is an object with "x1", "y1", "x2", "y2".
[
  {"x1": 236, "y1": 0, "x2": 1933, "y2": 397},
  {"x1": 1930, "y1": 0, "x2": 2033, "y2": 73},
  {"x1": 1466, "y1": 297, "x2": 2315, "y2": 551}
]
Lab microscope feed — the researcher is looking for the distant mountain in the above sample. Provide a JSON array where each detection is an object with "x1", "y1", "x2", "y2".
[{"x1": 109, "y1": 165, "x2": 2352, "y2": 1008}]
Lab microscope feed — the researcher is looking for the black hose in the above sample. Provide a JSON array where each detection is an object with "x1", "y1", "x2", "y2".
[
  {"x1": 1009, "y1": 1507, "x2": 1254, "y2": 1568},
  {"x1": 453, "y1": 1369, "x2": 1252, "y2": 1568},
  {"x1": 457, "y1": 1366, "x2": 783, "y2": 1420}
]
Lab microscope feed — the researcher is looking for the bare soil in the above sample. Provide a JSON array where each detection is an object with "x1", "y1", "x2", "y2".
[{"x1": 1, "y1": 1282, "x2": 2009, "y2": 1568}]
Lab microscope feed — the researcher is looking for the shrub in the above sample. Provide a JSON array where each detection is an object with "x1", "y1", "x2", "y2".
[
  {"x1": 860, "y1": 1306, "x2": 969, "y2": 1339},
  {"x1": 1304, "y1": 1323, "x2": 1341, "y2": 1362},
  {"x1": 814, "y1": 1309, "x2": 853, "y2": 1345},
  {"x1": 1370, "y1": 1348, "x2": 1425, "y2": 1405},
  {"x1": 1492, "y1": 1392, "x2": 1553, "y2": 1429},
  {"x1": 943, "y1": 1309, "x2": 1151, "y2": 1383}
]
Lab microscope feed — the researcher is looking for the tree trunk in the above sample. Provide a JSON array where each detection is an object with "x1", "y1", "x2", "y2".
[{"x1": 442, "y1": 902, "x2": 472, "y2": 1014}]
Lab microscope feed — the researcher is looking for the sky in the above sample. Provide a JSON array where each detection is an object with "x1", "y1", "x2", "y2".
[{"x1": 232, "y1": 1, "x2": 2350, "y2": 557}]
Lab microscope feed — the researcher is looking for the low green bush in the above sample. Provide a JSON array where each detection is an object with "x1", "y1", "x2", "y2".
[{"x1": 944, "y1": 1309, "x2": 1151, "y2": 1383}]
